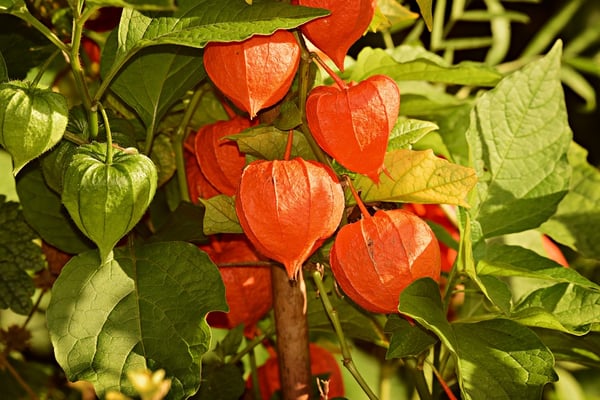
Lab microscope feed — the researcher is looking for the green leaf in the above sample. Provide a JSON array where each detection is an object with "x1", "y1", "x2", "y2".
[
  {"x1": 477, "y1": 274, "x2": 513, "y2": 314},
  {"x1": 512, "y1": 283, "x2": 600, "y2": 335},
  {"x1": 385, "y1": 315, "x2": 437, "y2": 359},
  {"x1": 193, "y1": 363, "x2": 245, "y2": 400},
  {"x1": 150, "y1": 133, "x2": 177, "y2": 186},
  {"x1": 273, "y1": 101, "x2": 303, "y2": 131},
  {"x1": 0, "y1": 0, "x2": 25, "y2": 13},
  {"x1": 102, "y1": 44, "x2": 205, "y2": 133},
  {"x1": 213, "y1": 324, "x2": 244, "y2": 360},
  {"x1": 149, "y1": 201, "x2": 208, "y2": 244},
  {"x1": 229, "y1": 127, "x2": 316, "y2": 161},
  {"x1": 0, "y1": 196, "x2": 43, "y2": 314},
  {"x1": 0, "y1": 51, "x2": 7, "y2": 82},
  {"x1": 415, "y1": 0, "x2": 433, "y2": 31},
  {"x1": 353, "y1": 149, "x2": 477, "y2": 207},
  {"x1": 199, "y1": 195, "x2": 243, "y2": 235},
  {"x1": 399, "y1": 279, "x2": 557, "y2": 400},
  {"x1": 104, "y1": 0, "x2": 327, "y2": 79},
  {"x1": 15, "y1": 166, "x2": 93, "y2": 254},
  {"x1": 350, "y1": 46, "x2": 502, "y2": 86},
  {"x1": 87, "y1": 0, "x2": 174, "y2": 11},
  {"x1": 0, "y1": 81, "x2": 68, "y2": 174},
  {"x1": 478, "y1": 244, "x2": 599, "y2": 290},
  {"x1": 540, "y1": 142, "x2": 600, "y2": 260},
  {"x1": 387, "y1": 117, "x2": 439, "y2": 150},
  {"x1": 467, "y1": 41, "x2": 572, "y2": 238},
  {"x1": 46, "y1": 242, "x2": 227, "y2": 399},
  {"x1": 535, "y1": 328, "x2": 600, "y2": 368}
]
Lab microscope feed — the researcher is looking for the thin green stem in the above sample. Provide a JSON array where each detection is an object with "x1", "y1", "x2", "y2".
[
  {"x1": 98, "y1": 103, "x2": 113, "y2": 164},
  {"x1": 173, "y1": 87, "x2": 206, "y2": 203},
  {"x1": 311, "y1": 269, "x2": 379, "y2": 400},
  {"x1": 0, "y1": 353, "x2": 39, "y2": 400},
  {"x1": 405, "y1": 357, "x2": 432, "y2": 400},
  {"x1": 248, "y1": 348, "x2": 262, "y2": 400},
  {"x1": 381, "y1": 30, "x2": 395, "y2": 51},
  {"x1": 93, "y1": 46, "x2": 143, "y2": 104},
  {"x1": 312, "y1": 53, "x2": 347, "y2": 90},
  {"x1": 228, "y1": 326, "x2": 275, "y2": 365},
  {"x1": 30, "y1": 49, "x2": 61, "y2": 88},
  {"x1": 14, "y1": 11, "x2": 69, "y2": 54},
  {"x1": 21, "y1": 290, "x2": 46, "y2": 330}
]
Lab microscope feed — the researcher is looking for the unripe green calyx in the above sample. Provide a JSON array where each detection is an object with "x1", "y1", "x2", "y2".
[
  {"x1": 0, "y1": 80, "x2": 68, "y2": 175},
  {"x1": 62, "y1": 142, "x2": 158, "y2": 264}
]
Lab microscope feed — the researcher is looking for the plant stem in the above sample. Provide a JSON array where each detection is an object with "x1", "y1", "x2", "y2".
[
  {"x1": 271, "y1": 266, "x2": 312, "y2": 400},
  {"x1": 381, "y1": 30, "x2": 395, "y2": 51},
  {"x1": 98, "y1": 103, "x2": 113, "y2": 164},
  {"x1": 14, "y1": 10, "x2": 69, "y2": 55},
  {"x1": 405, "y1": 357, "x2": 432, "y2": 400},
  {"x1": 283, "y1": 130, "x2": 294, "y2": 161},
  {"x1": 311, "y1": 269, "x2": 379, "y2": 400},
  {"x1": 346, "y1": 177, "x2": 371, "y2": 220},
  {"x1": 228, "y1": 325, "x2": 275, "y2": 365},
  {"x1": 30, "y1": 49, "x2": 61, "y2": 88},
  {"x1": 312, "y1": 53, "x2": 347, "y2": 90},
  {"x1": 248, "y1": 347, "x2": 262, "y2": 400},
  {"x1": 173, "y1": 87, "x2": 205, "y2": 202},
  {"x1": 0, "y1": 353, "x2": 39, "y2": 400}
]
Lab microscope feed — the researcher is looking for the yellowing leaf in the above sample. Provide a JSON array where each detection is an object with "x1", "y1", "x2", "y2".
[{"x1": 354, "y1": 149, "x2": 477, "y2": 207}]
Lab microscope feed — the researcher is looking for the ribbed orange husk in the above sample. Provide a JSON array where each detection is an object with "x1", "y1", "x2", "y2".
[
  {"x1": 200, "y1": 234, "x2": 272, "y2": 337},
  {"x1": 306, "y1": 74, "x2": 400, "y2": 182},
  {"x1": 194, "y1": 116, "x2": 253, "y2": 196},
  {"x1": 330, "y1": 209, "x2": 441, "y2": 314},
  {"x1": 235, "y1": 158, "x2": 344, "y2": 279},
  {"x1": 185, "y1": 133, "x2": 220, "y2": 202},
  {"x1": 296, "y1": 0, "x2": 376, "y2": 71},
  {"x1": 203, "y1": 30, "x2": 301, "y2": 118},
  {"x1": 248, "y1": 343, "x2": 345, "y2": 399}
]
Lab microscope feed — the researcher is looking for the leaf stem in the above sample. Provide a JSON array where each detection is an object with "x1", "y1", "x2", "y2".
[
  {"x1": 13, "y1": 10, "x2": 69, "y2": 55},
  {"x1": 0, "y1": 353, "x2": 39, "y2": 400},
  {"x1": 98, "y1": 103, "x2": 113, "y2": 164},
  {"x1": 346, "y1": 177, "x2": 371, "y2": 220},
  {"x1": 21, "y1": 289, "x2": 47, "y2": 329},
  {"x1": 30, "y1": 49, "x2": 61, "y2": 88},
  {"x1": 311, "y1": 268, "x2": 379, "y2": 400},
  {"x1": 173, "y1": 87, "x2": 206, "y2": 203},
  {"x1": 228, "y1": 325, "x2": 275, "y2": 365},
  {"x1": 405, "y1": 357, "x2": 432, "y2": 400},
  {"x1": 283, "y1": 129, "x2": 294, "y2": 161},
  {"x1": 312, "y1": 53, "x2": 348, "y2": 90}
]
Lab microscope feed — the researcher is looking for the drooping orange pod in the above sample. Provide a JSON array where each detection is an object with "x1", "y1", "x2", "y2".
[
  {"x1": 306, "y1": 74, "x2": 400, "y2": 182},
  {"x1": 200, "y1": 235, "x2": 272, "y2": 337},
  {"x1": 330, "y1": 208, "x2": 441, "y2": 314},
  {"x1": 247, "y1": 343, "x2": 345, "y2": 399},
  {"x1": 185, "y1": 133, "x2": 220, "y2": 202},
  {"x1": 194, "y1": 116, "x2": 253, "y2": 196},
  {"x1": 235, "y1": 158, "x2": 344, "y2": 279},
  {"x1": 203, "y1": 30, "x2": 301, "y2": 118},
  {"x1": 295, "y1": 0, "x2": 376, "y2": 71}
]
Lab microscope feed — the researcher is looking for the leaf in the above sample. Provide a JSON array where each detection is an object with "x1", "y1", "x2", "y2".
[
  {"x1": 148, "y1": 201, "x2": 208, "y2": 244},
  {"x1": 150, "y1": 133, "x2": 177, "y2": 186},
  {"x1": 467, "y1": 41, "x2": 572, "y2": 238},
  {"x1": 534, "y1": 328, "x2": 600, "y2": 368},
  {"x1": 477, "y1": 274, "x2": 512, "y2": 314},
  {"x1": 512, "y1": 283, "x2": 600, "y2": 335},
  {"x1": 104, "y1": 0, "x2": 327, "y2": 77},
  {"x1": 350, "y1": 46, "x2": 502, "y2": 86},
  {"x1": 213, "y1": 324, "x2": 244, "y2": 360},
  {"x1": 477, "y1": 244, "x2": 599, "y2": 290},
  {"x1": 0, "y1": 0, "x2": 25, "y2": 13},
  {"x1": 87, "y1": 0, "x2": 174, "y2": 11},
  {"x1": 193, "y1": 363, "x2": 245, "y2": 400},
  {"x1": 399, "y1": 278, "x2": 557, "y2": 400},
  {"x1": 353, "y1": 149, "x2": 477, "y2": 207},
  {"x1": 387, "y1": 117, "x2": 439, "y2": 150},
  {"x1": 46, "y1": 242, "x2": 228, "y2": 399},
  {"x1": 385, "y1": 315, "x2": 437, "y2": 359},
  {"x1": 15, "y1": 166, "x2": 93, "y2": 254},
  {"x1": 0, "y1": 196, "x2": 43, "y2": 314},
  {"x1": 229, "y1": 126, "x2": 316, "y2": 161},
  {"x1": 102, "y1": 44, "x2": 205, "y2": 133},
  {"x1": 415, "y1": 0, "x2": 433, "y2": 31},
  {"x1": 199, "y1": 195, "x2": 243, "y2": 235},
  {"x1": 540, "y1": 142, "x2": 600, "y2": 260}
]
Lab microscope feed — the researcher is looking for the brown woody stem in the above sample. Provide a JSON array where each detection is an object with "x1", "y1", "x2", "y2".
[{"x1": 271, "y1": 266, "x2": 312, "y2": 400}]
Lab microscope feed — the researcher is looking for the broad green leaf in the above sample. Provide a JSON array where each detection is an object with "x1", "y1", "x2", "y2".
[
  {"x1": 512, "y1": 283, "x2": 600, "y2": 335},
  {"x1": 213, "y1": 324, "x2": 244, "y2": 360},
  {"x1": 540, "y1": 142, "x2": 600, "y2": 260},
  {"x1": 229, "y1": 127, "x2": 316, "y2": 161},
  {"x1": 307, "y1": 274, "x2": 387, "y2": 345},
  {"x1": 467, "y1": 41, "x2": 572, "y2": 238},
  {"x1": 87, "y1": 0, "x2": 174, "y2": 11},
  {"x1": 425, "y1": 103, "x2": 473, "y2": 166},
  {"x1": 399, "y1": 279, "x2": 557, "y2": 400},
  {"x1": 415, "y1": 0, "x2": 433, "y2": 31},
  {"x1": 385, "y1": 315, "x2": 437, "y2": 359},
  {"x1": 0, "y1": 196, "x2": 43, "y2": 314},
  {"x1": 477, "y1": 274, "x2": 512, "y2": 314},
  {"x1": 535, "y1": 328, "x2": 600, "y2": 368},
  {"x1": 273, "y1": 101, "x2": 303, "y2": 131},
  {"x1": 353, "y1": 149, "x2": 477, "y2": 207},
  {"x1": 15, "y1": 166, "x2": 93, "y2": 254},
  {"x1": 0, "y1": 150, "x2": 17, "y2": 200},
  {"x1": 0, "y1": 51, "x2": 7, "y2": 82},
  {"x1": 350, "y1": 46, "x2": 502, "y2": 86},
  {"x1": 478, "y1": 244, "x2": 599, "y2": 290},
  {"x1": 452, "y1": 320, "x2": 557, "y2": 399},
  {"x1": 104, "y1": 0, "x2": 327, "y2": 79},
  {"x1": 102, "y1": 44, "x2": 205, "y2": 134},
  {"x1": 149, "y1": 201, "x2": 208, "y2": 244},
  {"x1": 47, "y1": 242, "x2": 227, "y2": 398},
  {"x1": 150, "y1": 133, "x2": 177, "y2": 186},
  {"x1": 194, "y1": 363, "x2": 245, "y2": 400},
  {"x1": 387, "y1": 117, "x2": 439, "y2": 150},
  {"x1": 199, "y1": 195, "x2": 243, "y2": 235}
]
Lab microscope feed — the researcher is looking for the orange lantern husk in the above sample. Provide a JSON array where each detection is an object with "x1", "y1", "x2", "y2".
[
  {"x1": 235, "y1": 158, "x2": 344, "y2": 280},
  {"x1": 330, "y1": 208, "x2": 441, "y2": 314},
  {"x1": 203, "y1": 29, "x2": 301, "y2": 118},
  {"x1": 306, "y1": 74, "x2": 400, "y2": 183},
  {"x1": 296, "y1": 0, "x2": 376, "y2": 71}
]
